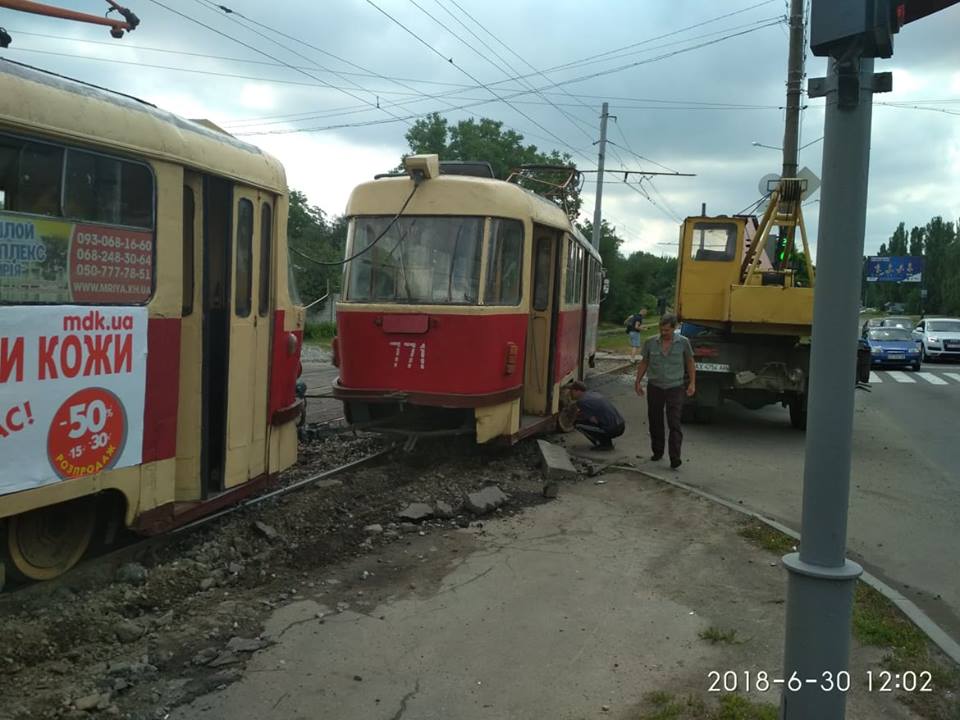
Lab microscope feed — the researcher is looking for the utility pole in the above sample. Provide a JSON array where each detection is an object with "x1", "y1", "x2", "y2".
[
  {"x1": 590, "y1": 102, "x2": 609, "y2": 250},
  {"x1": 779, "y1": 58, "x2": 875, "y2": 720},
  {"x1": 782, "y1": 2, "x2": 958, "y2": 709},
  {"x1": 781, "y1": 0, "x2": 805, "y2": 181},
  {"x1": 772, "y1": 0, "x2": 806, "y2": 270}
]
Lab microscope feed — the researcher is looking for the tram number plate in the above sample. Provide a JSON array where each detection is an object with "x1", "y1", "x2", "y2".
[
  {"x1": 695, "y1": 362, "x2": 730, "y2": 372},
  {"x1": 389, "y1": 341, "x2": 427, "y2": 370}
]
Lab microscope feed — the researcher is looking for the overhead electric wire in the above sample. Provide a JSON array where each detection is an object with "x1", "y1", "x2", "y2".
[
  {"x1": 194, "y1": 1, "x2": 491, "y2": 126},
  {"x1": 420, "y1": 0, "x2": 604, "y2": 161},
  {"x1": 184, "y1": 0, "x2": 412, "y2": 127},
  {"x1": 363, "y1": 0, "x2": 592, "y2": 164},
  {"x1": 549, "y1": 0, "x2": 778, "y2": 70},
  {"x1": 233, "y1": 19, "x2": 783, "y2": 136},
  {"x1": 5, "y1": 12, "x2": 783, "y2": 134},
  {"x1": 143, "y1": 0, "x2": 411, "y2": 127}
]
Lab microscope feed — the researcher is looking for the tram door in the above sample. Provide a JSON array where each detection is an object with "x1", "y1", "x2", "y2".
[
  {"x1": 179, "y1": 178, "x2": 273, "y2": 500},
  {"x1": 523, "y1": 227, "x2": 560, "y2": 415},
  {"x1": 223, "y1": 187, "x2": 271, "y2": 489},
  {"x1": 199, "y1": 175, "x2": 232, "y2": 497}
]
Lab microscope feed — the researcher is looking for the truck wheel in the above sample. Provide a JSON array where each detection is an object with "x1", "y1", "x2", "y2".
[{"x1": 788, "y1": 395, "x2": 807, "y2": 430}]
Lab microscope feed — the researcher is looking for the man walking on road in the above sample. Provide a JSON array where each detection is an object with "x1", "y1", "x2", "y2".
[
  {"x1": 625, "y1": 308, "x2": 646, "y2": 362},
  {"x1": 634, "y1": 315, "x2": 696, "y2": 469}
]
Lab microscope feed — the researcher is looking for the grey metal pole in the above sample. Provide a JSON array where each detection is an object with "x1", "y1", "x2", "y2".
[
  {"x1": 590, "y1": 102, "x2": 609, "y2": 250},
  {"x1": 781, "y1": 0, "x2": 805, "y2": 181},
  {"x1": 779, "y1": 57, "x2": 875, "y2": 719}
]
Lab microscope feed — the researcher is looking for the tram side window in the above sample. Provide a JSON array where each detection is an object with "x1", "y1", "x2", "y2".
[
  {"x1": 691, "y1": 223, "x2": 736, "y2": 262},
  {"x1": 259, "y1": 203, "x2": 273, "y2": 316},
  {"x1": 532, "y1": 237, "x2": 552, "y2": 312},
  {"x1": 182, "y1": 186, "x2": 195, "y2": 316},
  {"x1": 483, "y1": 218, "x2": 523, "y2": 305},
  {"x1": 235, "y1": 199, "x2": 253, "y2": 317},
  {"x1": 64, "y1": 149, "x2": 153, "y2": 228},
  {"x1": 564, "y1": 239, "x2": 584, "y2": 305},
  {"x1": 587, "y1": 256, "x2": 597, "y2": 305},
  {"x1": 0, "y1": 137, "x2": 63, "y2": 216}
]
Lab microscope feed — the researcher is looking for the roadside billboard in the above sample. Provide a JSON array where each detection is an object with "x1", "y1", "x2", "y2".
[
  {"x1": 0, "y1": 306, "x2": 148, "y2": 495},
  {"x1": 865, "y1": 256, "x2": 923, "y2": 283}
]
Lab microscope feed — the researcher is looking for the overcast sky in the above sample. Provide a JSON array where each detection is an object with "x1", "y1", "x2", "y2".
[{"x1": 2, "y1": 0, "x2": 958, "y2": 257}]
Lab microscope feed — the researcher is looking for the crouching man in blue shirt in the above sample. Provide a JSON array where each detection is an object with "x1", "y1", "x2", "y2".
[{"x1": 568, "y1": 381, "x2": 626, "y2": 451}]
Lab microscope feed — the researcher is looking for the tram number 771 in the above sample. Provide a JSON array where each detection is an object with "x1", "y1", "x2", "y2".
[{"x1": 389, "y1": 341, "x2": 427, "y2": 370}]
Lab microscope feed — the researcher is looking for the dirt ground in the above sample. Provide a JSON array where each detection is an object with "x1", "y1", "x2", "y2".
[{"x1": 0, "y1": 433, "x2": 550, "y2": 720}]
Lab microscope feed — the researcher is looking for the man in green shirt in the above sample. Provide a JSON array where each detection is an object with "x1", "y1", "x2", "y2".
[{"x1": 634, "y1": 315, "x2": 696, "y2": 469}]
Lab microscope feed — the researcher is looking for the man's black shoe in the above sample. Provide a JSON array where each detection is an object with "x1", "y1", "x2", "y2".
[
  {"x1": 670, "y1": 457, "x2": 682, "y2": 469},
  {"x1": 650, "y1": 453, "x2": 663, "y2": 461},
  {"x1": 590, "y1": 443, "x2": 614, "y2": 452}
]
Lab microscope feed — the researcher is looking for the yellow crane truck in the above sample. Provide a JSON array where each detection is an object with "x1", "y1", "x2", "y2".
[{"x1": 675, "y1": 178, "x2": 814, "y2": 428}]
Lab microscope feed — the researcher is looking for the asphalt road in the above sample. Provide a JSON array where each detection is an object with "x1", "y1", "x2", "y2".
[{"x1": 665, "y1": 360, "x2": 960, "y2": 640}]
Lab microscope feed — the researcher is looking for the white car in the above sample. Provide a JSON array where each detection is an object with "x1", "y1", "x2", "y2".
[{"x1": 913, "y1": 318, "x2": 960, "y2": 362}]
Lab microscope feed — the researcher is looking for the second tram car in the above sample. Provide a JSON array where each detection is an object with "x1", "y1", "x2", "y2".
[{"x1": 332, "y1": 155, "x2": 603, "y2": 443}]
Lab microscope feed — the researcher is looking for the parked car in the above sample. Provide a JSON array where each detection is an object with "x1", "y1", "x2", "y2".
[
  {"x1": 880, "y1": 316, "x2": 913, "y2": 329},
  {"x1": 913, "y1": 317, "x2": 960, "y2": 362},
  {"x1": 864, "y1": 327, "x2": 921, "y2": 369}
]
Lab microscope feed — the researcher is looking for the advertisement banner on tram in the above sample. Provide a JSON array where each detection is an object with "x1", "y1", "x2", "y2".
[
  {"x1": 0, "y1": 305, "x2": 148, "y2": 494},
  {"x1": 0, "y1": 213, "x2": 153, "y2": 304}
]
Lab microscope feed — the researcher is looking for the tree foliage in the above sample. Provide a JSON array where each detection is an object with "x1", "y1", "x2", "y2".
[
  {"x1": 403, "y1": 113, "x2": 582, "y2": 218},
  {"x1": 863, "y1": 216, "x2": 959, "y2": 315},
  {"x1": 286, "y1": 190, "x2": 347, "y2": 306},
  {"x1": 578, "y1": 219, "x2": 677, "y2": 324}
]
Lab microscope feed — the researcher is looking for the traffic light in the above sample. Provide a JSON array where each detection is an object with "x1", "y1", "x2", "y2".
[
  {"x1": 811, "y1": 1, "x2": 959, "y2": 58},
  {"x1": 810, "y1": 0, "x2": 902, "y2": 58}
]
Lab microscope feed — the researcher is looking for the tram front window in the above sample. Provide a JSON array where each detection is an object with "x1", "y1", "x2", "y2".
[{"x1": 346, "y1": 215, "x2": 483, "y2": 305}]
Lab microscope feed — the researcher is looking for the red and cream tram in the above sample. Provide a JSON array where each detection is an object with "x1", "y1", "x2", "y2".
[{"x1": 332, "y1": 155, "x2": 602, "y2": 443}]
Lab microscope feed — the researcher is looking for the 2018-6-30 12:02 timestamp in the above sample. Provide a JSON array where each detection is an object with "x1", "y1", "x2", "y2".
[{"x1": 707, "y1": 670, "x2": 934, "y2": 693}]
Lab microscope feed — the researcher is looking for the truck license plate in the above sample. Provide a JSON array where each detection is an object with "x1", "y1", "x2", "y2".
[{"x1": 695, "y1": 362, "x2": 730, "y2": 372}]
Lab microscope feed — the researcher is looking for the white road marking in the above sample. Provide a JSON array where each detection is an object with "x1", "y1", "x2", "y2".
[
  {"x1": 943, "y1": 373, "x2": 960, "y2": 383},
  {"x1": 869, "y1": 372, "x2": 882, "y2": 383},
  {"x1": 887, "y1": 371, "x2": 916, "y2": 383},
  {"x1": 917, "y1": 372, "x2": 948, "y2": 385}
]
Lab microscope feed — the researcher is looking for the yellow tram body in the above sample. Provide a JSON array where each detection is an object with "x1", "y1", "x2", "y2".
[{"x1": 0, "y1": 60, "x2": 303, "y2": 583}]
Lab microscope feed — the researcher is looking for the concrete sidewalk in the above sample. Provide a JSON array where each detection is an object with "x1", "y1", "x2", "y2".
[{"x1": 170, "y1": 468, "x2": 915, "y2": 720}]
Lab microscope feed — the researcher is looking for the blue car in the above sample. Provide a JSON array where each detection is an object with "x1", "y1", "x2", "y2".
[{"x1": 864, "y1": 327, "x2": 921, "y2": 370}]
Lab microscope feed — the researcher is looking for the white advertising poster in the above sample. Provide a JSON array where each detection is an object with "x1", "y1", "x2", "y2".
[{"x1": 0, "y1": 305, "x2": 148, "y2": 495}]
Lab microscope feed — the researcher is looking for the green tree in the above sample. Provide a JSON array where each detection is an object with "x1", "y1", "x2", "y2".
[
  {"x1": 578, "y1": 219, "x2": 676, "y2": 324},
  {"x1": 403, "y1": 113, "x2": 582, "y2": 218},
  {"x1": 286, "y1": 190, "x2": 347, "y2": 305},
  {"x1": 922, "y1": 216, "x2": 956, "y2": 314}
]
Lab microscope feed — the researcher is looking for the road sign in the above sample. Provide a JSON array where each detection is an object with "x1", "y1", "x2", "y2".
[{"x1": 798, "y1": 167, "x2": 821, "y2": 200}]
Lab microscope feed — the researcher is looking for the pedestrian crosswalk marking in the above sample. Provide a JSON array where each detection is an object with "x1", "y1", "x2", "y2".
[
  {"x1": 945, "y1": 373, "x2": 960, "y2": 383},
  {"x1": 917, "y1": 372, "x2": 948, "y2": 385},
  {"x1": 887, "y1": 371, "x2": 916, "y2": 384},
  {"x1": 869, "y1": 372, "x2": 882, "y2": 383}
]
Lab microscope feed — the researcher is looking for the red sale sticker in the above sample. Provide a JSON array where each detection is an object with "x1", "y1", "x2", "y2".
[{"x1": 47, "y1": 387, "x2": 128, "y2": 480}]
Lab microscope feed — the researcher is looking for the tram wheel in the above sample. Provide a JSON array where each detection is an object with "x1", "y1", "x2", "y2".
[{"x1": 4, "y1": 497, "x2": 96, "y2": 582}]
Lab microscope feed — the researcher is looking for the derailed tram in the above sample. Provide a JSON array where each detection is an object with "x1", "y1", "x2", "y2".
[{"x1": 332, "y1": 155, "x2": 604, "y2": 443}]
